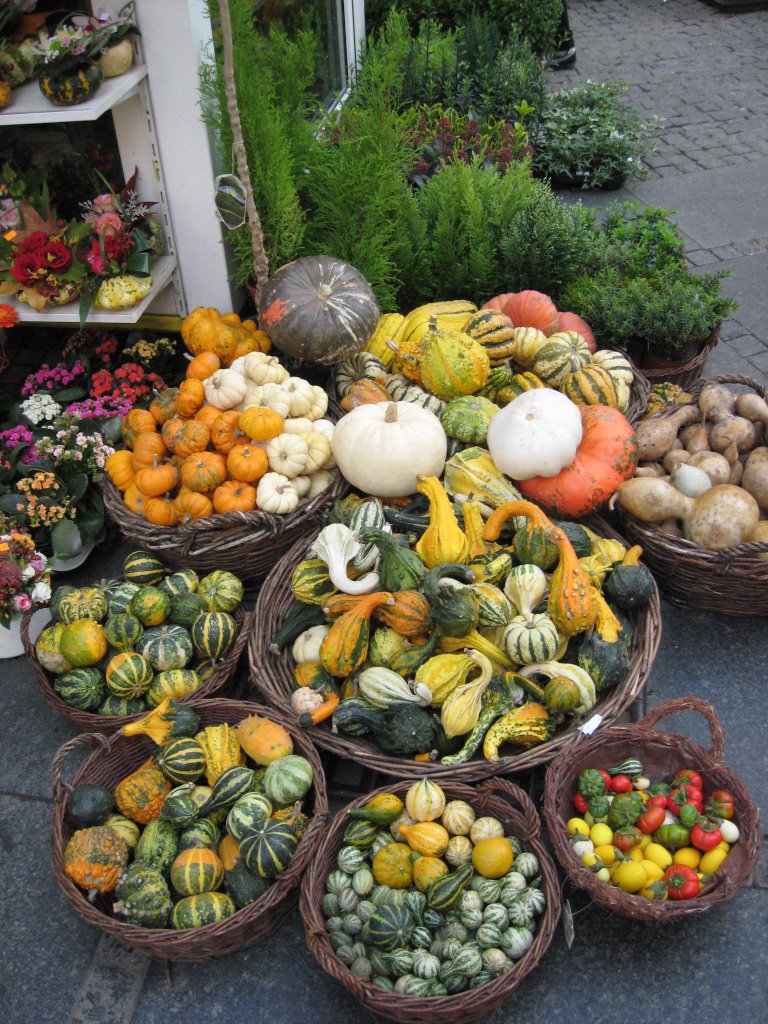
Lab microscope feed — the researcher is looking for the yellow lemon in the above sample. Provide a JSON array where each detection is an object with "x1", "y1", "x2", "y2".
[
  {"x1": 567, "y1": 817, "x2": 590, "y2": 837},
  {"x1": 581, "y1": 851, "x2": 599, "y2": 869},
  {"x1": 594, "y1": 844, "x2": 616, "y2": 866},
  {"x1": 590, "y1": 824, "x2": 614, "y2": 847},
  {"x1": 471, "y1": 837, "x2": 514, "y2": 879},
  {"x1": 638, "y1": 833, "x2": 652, "y2": 850},
  {"x1": 641, "y1": 859, "x2": 664, "y2": 881},
  {"x1": 716, "y1": 840, "x2": 730, "y2": 853},
  {"x1": 673, "y1": 847, "x2": 701, "y2": 869},
  {"x1": 699, "y1": 847, "x2": 729, "y2": 874},
  {"x1": 644, "y1": 843, "x2": 673, "y2": 870},
  {"x1": 613, "y1": 861, "x2": 647, "y2": 893},
  {"x1": 629, "y1": 846, "x2": 645, "y2": 863}
]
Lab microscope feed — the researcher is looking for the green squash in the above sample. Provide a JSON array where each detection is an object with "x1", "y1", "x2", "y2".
[
  {"x1": 39, "y1": 61, "x2": 104, "y2": 106},
  {"x1": 66, "y1": 784, "x2": 115, "y2": 829},
  {"x1": 226, "y1": 793, "x2": 273, "y2": 841},
  {"x1": 553, "y1": 520, "x2": 592, "y2": 559},
  {"x1": 134, "y1": 818, "x2": 179, "y2": 875},
  {"x1": 136, "y1": 625, "x2": 193, "y2": 671},
  {"x1": 35, "y1": 623, "x2": 73, "y2": 675},
  {"x1": 104, "y1": 580, "x2": 140, "y2": 615},
  {"x1": 105, "y1": 652, "x2": 154, "y2": 699},
  {"x1": 113, "y1": 863, "x2": 172, "y2": 928},
  {"x1": 58, "y1": 587, "x2": 108, "y2": 624},
  {"x1": 170, "y1": 848, "x2": 224, "y2": 896},
  {"x1": 104, "y1": 613, "x2": 144, "y2": 652},
  {"x1": 604, "y1": 562, "x2": 655, "y2": 610},
  {"x1": 98, "y1": 695, "x2": 146, "y2": 716},
  {"x1": 171, "y1": 891, "x2": 236, "y2": 929},
  {"x1": 129, "y1": 587, "x2": 171, "y2": 627},
  {"x1": 368, "y1": 627, "x2": 439, "y2": 676},
  {"x1": 199, "y1": 766, "x2": 258, "y2": 817},
  {"x1": 578, "y1": 633, "x2": 630, "y2": 691},
  {"x1": 177, "y1": 818, "x2": 220, "y2": 852},
  {"x1": 159, "y1": 783, "x2": 200, "y2": 829},
  {"x1": 53, "y1": 667, "x2": 105, "y2": 711},
  {"x1": 123, "y1": 551, "x2": 166, "y2": 587},
  {"x1": 440, "y1": 396, "x2": 499, "y2": 444},
  {"x1": 239, "y1": 819, "x2": 299, "y2": 879},
  {"x1": 263, "y1": 755, "x2": 313, "y2": 805},
  {"x1": 159, "y1": 569, "x2": 199, "y2": 599},
  {"x1": 290, "y1": 559, "x2": 338, "y2": 606},
  {"x1": 468, "y1": 583, "x2": 512, "y2": 628},
  {"x1": 49, "y1": 585, "x2": 76, "y2": 622},
  {"x1": 223, "y1": 856, "x2": 270, "y2": 909},
  {"x1": 503, "y1": 613, "x2": 560, "y2": 665},
  {"x1": 422, "y1": 564, "x2": 479, "y2": 637},
  {"x1": 197, "y1": 570, "x2": 243, "y2": 613},
  {"x1": 190, "y1": 612, "x2": 238, "y2": 661},
  {"x1": 157, "y1": 737, "x2": 206, "y2": 785},
  {"x1": 359, "y1": 528, "x2": 426, "y2": 592},
  {"x1": 367, "y1": 904, "x2": 415, "y2": 951},
  {"x1": 145, "y1": 668, "x2": 201, "y2": 708},
  {"x1": 169, "y1": 591, "x2": 209, "y2": 629}
]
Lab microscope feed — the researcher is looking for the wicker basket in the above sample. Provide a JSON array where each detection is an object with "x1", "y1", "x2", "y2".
[
  {"x1": 102, "y1": 471, "x2": 348, "y2": 579},
  {"x1": 248, "y1": 518, "x2": 661, "y2": 781},
  {"x1": 615, "y1": 373, "x2": 768, "y2": 614},
  {"x1": 636, "y1": 323, "x2": 721, "y2": 391},
  {"x1": 301, "y1": 777, "x2": 560, "y2": 1024},
  {"x1": 50, "y1": 698, "x2": 328, "y2": 960},
  {"x1": 22, "y1": 604, "x2": 251, "y2": 735},
  {"x1": 542, "y1": 695, "x2": 762, "y2": 920}
]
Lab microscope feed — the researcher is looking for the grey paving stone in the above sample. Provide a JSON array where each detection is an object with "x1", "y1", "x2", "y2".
[{"x1": 701, "y1": 251, "x2": 768, "y2": 341}]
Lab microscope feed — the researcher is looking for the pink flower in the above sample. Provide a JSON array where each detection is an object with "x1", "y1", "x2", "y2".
[
  {"x1": 13, "y1": 593, "x2": 32, "y2": 612},
  {"x1": 94, "y1": 211, "x2": 123, "y2": 237}
]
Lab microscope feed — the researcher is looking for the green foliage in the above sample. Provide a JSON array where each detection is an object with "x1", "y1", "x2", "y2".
[
  {"x1": 592, "y1": 200, "x2": 687, "y2": 276},
  {"x1": 499, "y1": 181, "x2": 595, "y2": 299}
]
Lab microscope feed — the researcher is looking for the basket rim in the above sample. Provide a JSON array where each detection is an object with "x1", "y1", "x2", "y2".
[
  {"x1": 248, "y1": 514, "x2": 660, "y2": 779},
  {"x1": 50, "y1": 698, "x2": 329, "y2": 960},
  {"x1": 636, "y1": 322, "x2": 721, "y2": 381},
  {"x1": 541, "y1": 695, "x2": 763, "y2": 921},
  {"x1": 23, "y1": 594, "x2": 251, "y2": 734},
  {"x1": 300, "y1": 776, "x2": 561, "y2": 1023}
]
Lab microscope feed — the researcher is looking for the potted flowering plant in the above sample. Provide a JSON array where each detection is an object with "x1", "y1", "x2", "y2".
[{"x1": 0, "y1": 525, "x2": 50, "y2": 658}]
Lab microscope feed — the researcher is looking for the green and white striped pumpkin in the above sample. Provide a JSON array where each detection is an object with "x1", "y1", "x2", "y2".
[
  {"x1": 158, "y1": 737, "x2": 206, "y2": 784},
  {"x1": 145, "y1": 668, "x2": 202, "y2": 708},
  {"x1": 136, "y1": 625, "x2": 193, "y2": 670},
  {"x1": 191, "y1": 612, "x2": 238, "y2": 661},
  {"x1": 531, "y1": 331, "x2": 592, "y2": 387},
  {"x1": 177, "y1": 817, "x2": 219, "y2": 852},
  {"x1": 99, "y1": 695, "x2": 146, "y2": 716},
  {"x1": 58, "y1": 587, "x2": 108, "y2": 624},
  {"x1": 104, "y1": 580, "x2": 140, "y2": 615},
  {"x1": 561, "y1": 364, "x2": 619, "y2": 408},
  {"x1": 263, "y1": 754, "x2": 313, "y2": 805},
  {"x1": 160, "y1": 569, "x2": 200, "y2": 599},
  {"x1": 386, "y1": 374, "x2": 446, "y2": 416},
  {"x1": 169, "y1": 591, "x2": 209, "y2": 629},
  {"x1": 105, "y1": 652, "x2": 154, "y2": 698},
  {"x1": 171, "y1": 891, "x2": 235, "y2": 929},
  {"x1": 468, "y1": 583, "x2": 512, "y2": 628},
  {"x1": 591, "y1": 348, "x2": 634, "y2": 386},
  {"x1": 123, "y1": 550, "x2": 166, "y2": 587},
  {"x1": 199, "y1": 767, "x2": 257, "y2": 817},
  {"x1": 104, "y1": 613, "x2": 144, "y2": 652},
  {"x1": 239, "y1": 819, "x2": 299, "y2": 879},
  {"x1": 170, "y1": 847, "x2": 224, "y2": 896},
  {"x1": 53, "y1": 667, "x2": 105, "y2": 711},
  {"x1": 198, "y1": 571, "x2": 243, "y2": 613},
  {"x1": 226, "y1": 792, "x2": 273, "y2": 841},
  {"x1": 335, "y1": 352, "x2": 389, "y2": 398},
  {"x1": 367, "y1": 904, "x2": 415, "y2": 951},
  {"x1": 502, "y1": 613, "x2": 560, "y2": 665}
]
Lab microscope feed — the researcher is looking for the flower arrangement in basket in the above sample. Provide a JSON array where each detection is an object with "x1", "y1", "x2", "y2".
[{"x1": 0, "y1": 526, "x2": 49, "y2": 627}]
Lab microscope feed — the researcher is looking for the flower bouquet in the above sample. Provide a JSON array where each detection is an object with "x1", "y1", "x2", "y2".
[{"x1": 0, "y1": 524, "x2": 50, "y2": 657}]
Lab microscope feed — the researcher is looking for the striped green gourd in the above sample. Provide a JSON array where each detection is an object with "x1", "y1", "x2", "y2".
[
  {"x1": 159, "y1": 783, "x2": 200, "y2": 829},
  {"x1": 439, "y1": 395, "x2": 499, "y2": 445},
  {"x1": 104, "y1": 613, "x2": 144, "y2": 652},
  {"x1": 105, "y1": 652, "x2": 153, "y2": 699},
  {"x1": 239, "y1": 819, "x2": 298, "y2": 879},
  {"x1": 170, "y1": 847, "x2": 224, "y2": 896},
  {"x1": 263, "y1": 754, "x2": 313, "y2": 806},
  {"x1": 348, "y1": 498, "x2": 387, "y2": 571},
  {"x1": 290, "y1": 559, "x2": 337, "y2": 606},
  {"x1": 342, "y1": 819, "x2": 379, "y2": 849},
  {"x1": 136, "y1": 625, "x2": 193, "y2": 671},
  {"x1": 607, "y1": 757, "x2": 643, "y2": 778},
  {"x1": 502, "y1": 613, "x2": 560, "y2": 665},
  {"x1": 49, "y1": 585, "x2": 76, "y2": 622},
  {"x1": 157, "y1": 737, "x2": 206, "y2": 784},
  {"x1": 145, "y1": 669, "x2": 201, "y2": 708},
  {"x1": 194, "y1": 660, "x2": 217, "y2": 685},
  {"x1": 123, "y1": 550, "x2": 166, "y2": 587},
  {"x1": 223, "y1": 856, "x2": 270, "y2": 909},
  {"x1": 386, "y1": 375, "x2": 446, "y2": 416},
  {"x1": 366, "y1": 904, "x2": 415, "y2": 951},
  {"x1": 178, "y1": 817, "x2": 220, "y2": 851},
  {"x1": 129, "y1": 587, "x2": 171, "y2": 627},
  {"x1": 198, "y1": 570, "x2": 243, "y2": 613},
  {"x1": 591, "y1": 348, "x2": 633, "y2": 385},
  {"x1": 226, "y1": 793, "x2": 273, "y2": 842},
  {"x1": 58, "y1": 587, "x2": 108, "y2": 624},
  {"x1": 35, "y1": 623, "x2": 72, "y2": 675},
  {"x1": 198, "y1": 766, "x2": 257, "y2": 817},
  {"x1": 512, "y1": 526, "x2": 559, "y2": 572},
  {"x1": 113, "y1": 863, "x2": 172, "y2": 928},
  {"x1": 531, "y1": 331, "x2": 592, "y2": 387},
  {"x1": 191, "y1": 611, "x2": 238, "y2": 661},
  {"x1": 98, "y1": 695, "x2": 146, "y2": 716},
  {"x1": 104, "y1": 580, "x2": 140, "y2": 615},
  {"x1": 53, "y1": 667, "x2": 105, "y2": 711},
  {"x1": 169, "y1": 591, "x2": 209, "y2": 628},
  {"x1": 468, "y1": 583, "x2": 512, "y2": 628},
  {"x1": 159, "y1": 569, "x2": 199, "y2": 599},
  {"x1": 171, "y1": 891, "x2": 236, "y2": 929},
  {"x1": 426, "y1": 863, "x2": 474, "y2": 911},
  {"x1": 135, "y1": 819, "x2": 179, "y2": 874},
  {"x1": 561, "y1": 364, "x2": 619, "y2": 408}
]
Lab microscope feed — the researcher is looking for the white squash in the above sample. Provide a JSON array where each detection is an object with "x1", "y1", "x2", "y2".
[
  {"x1": 312, "y1": 419, "x2": 335, "y2": 440},
  {"x1": 281, "y1": 417, "x2": 315, "y2": 435},
  {"x1": 256, "y1": 472, "x2": 299, "y2": 514},
  {"x1": 252, "y1": 382, "x2": 291, "y2": 419},
  {"x1": 203, "y1": 368, "x2": 248, "y2": 410},
  {"x1": 487, "y1": 389, "x2": 583, "y2": 480},
  {"x1": 283, "y1": 377, "x2": 315, "y2": 418},
  {"x1": 234, "y1": 380, "x2": 263, "y2": 412},
  {"x1": 265, "y1": 434, "x2": 309, "y2": 478},
  {"x1": 332, "y1": 401, "x2": 448, "y2": 497},
  {"x1": 307, "y1": 385, "x2": 329, "y2": 421},
  {"x1": 243, "y1": 352, "x2": 289, "y2": 386},
  {"x1": 302, "y1": 431, "x2": 332, "y2": 474},
  {"x1": 291, "y1": 624, "x2": 329, "y2": 663},
  {"x1": 307, "y1": 469, "x2": 335, "y2": 498},
  {"x1": 292, "y1": 475, "x2": 312, "y2": 498}
]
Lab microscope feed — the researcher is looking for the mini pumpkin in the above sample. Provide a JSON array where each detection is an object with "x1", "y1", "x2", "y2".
[
  {"x1": 144, "y1": 495, "x2": 180, "y2": 527},
  {"x1": 227, "y1": 444, "x2": 269, "y2": 483},
  {"x1": 265, "y1": 433, "x2": 309, "y2": 478},
  {"x1": 239, "y1": 405, "x2": 284, "y2": 443},
  {"x1": 173, "y1": 421, "x2": 211, "y2": 460},
  {"x1": 106, "y1": 450, "x2": 135, "y2": 492},
  {"x1": 211, "y1": 411, "x2": 245, "y2": 454},
  {"x1": 149, "y1": 388, "x2": 181, "y2": 425},
  {"x1": 135, "y1": 456, "x2": 179, "y2": 498},
  {"x1": 186, "y1": 351, "x2": 221, "y2": 380},
  {"x1": 175, "y1": 378, "x2": 206, "y2": 418},
  {"x1": 131, "y1": 432, "x2": 167, "y2": 471},
  {"x1": 213, "y1": 479, "x2": 258, "y2": 513},
  {"x1": 256, "y1": 473, "x2": 300, "y2": 515},
  {"x1": 122, "y1": 409, "x2": 157, "y2": 450},
  {"x1": 175, "y1": 489, "x2": 213, "y2": 521},
  {"x1": 204, "y1": 369, "x2": 248, "y2": 411},
  {"x1": 124, "y1": 483, "x2": 148, "y2": 516},
  {"x1": 181, "y1": 452, "x2": 228, "y2": 493}
]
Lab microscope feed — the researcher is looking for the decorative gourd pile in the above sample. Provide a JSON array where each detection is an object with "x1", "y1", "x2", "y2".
[
  {"x1": 269, "y1": 480, "x2": 655, "y2": 764},
  {"x1": 35, "y1": 551, "x2": 244, "y2": 717},
  {"x1": 319, "y1": 780, "x2": 547, "y2": 995},
  {"x1": 337, "y1": 291, "x2": 634, "y2": 434},
  {"x1": 615, "y1": 382, "x2": 768, "y2": 552},
  {"x1": 62, "y1": 710, "x2": 315, "y2": 930},
  {"x1": 106, "y1": 320, "x2": 337, "y2": 522}
]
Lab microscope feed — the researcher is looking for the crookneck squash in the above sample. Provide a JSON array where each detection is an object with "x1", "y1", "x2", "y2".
[{"x1": 319, "y1": 591, "x2": 394, "y2": 677}]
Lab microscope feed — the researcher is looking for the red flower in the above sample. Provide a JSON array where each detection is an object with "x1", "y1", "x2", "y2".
[
  {"x1": 19, "y1": 231, "x2": 49, "y2": 253},
  {"x1": 43, "y1": 241, "x2": 72, "y2": 272},
  {"x1": 0, "y1": 304, "x2": 19, "y2": 329},
  {"x1": 11, "y1": 252, "x2": 45, "y2": 287}
]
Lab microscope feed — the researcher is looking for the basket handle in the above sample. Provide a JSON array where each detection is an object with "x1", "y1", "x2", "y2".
[
  {"x1": 477, "y1": 777, "x2": 540, "y2": 841},
  {"x1": 51, "y1": 732, "x2": 111, "y2": 803},
  {"x1": 692, "y1": 373, "x2": 767, "y2": 401},
  {"x1": 637, "y1": 696, "x2": 725, "y2": 763}
]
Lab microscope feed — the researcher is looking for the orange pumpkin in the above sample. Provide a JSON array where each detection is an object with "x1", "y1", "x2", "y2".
[
  {"x1": 195, "y1": 405, "x2": 222, "y2": 430},
  {"x1": 210, "y1": 411, "x2": 245, "y2": 454},
  {"x1": 105, "y1": 450, "x2": 135, "y2": 491},
  {"x1": 131, "y1": 432, "x2": 167, "y2": 471},
  {"x1": 175, "y1": 378, "x2": 205, "y2": 418},
  {"x1": 230, "y1": 319, "x2": 271, "y2": 360},
  {"x1": 144, "y1": 494, "x2": 180, "y2": 526},
  {"x1": 135, "y1": 456, "x2": 179, "y2": 497},
  {"x1": 174, "y1": 420, "x2": 211, "y2": 460},
  {"x1": 212, "y1": 479, "x2": 257, "y2": 513},
  {"x1": 175, "y1": 489, "x2": 213, "y2": 521},
  {"x1": 186, "y1": 351, "x2": 220, "y2": 381},
  {"x1": 123, "y1": 482, "x2": 149, "y2": 516},
  {"x1": 340, "y1": 379, "x2": 390, "y2": 411},
  {"x1": 239, "y1": 405, "x2": 284, "y2": 443},
  {"x1": 180, "y1": 451, "x2": 228, "y2": 493},
  {"x1": 227, "y1": 444, "x2": 268, "y2": 484},
  {"x1": 180, "y1": 307, "x2": 240, "y2": 365},
  {"x1": 481, "y1": 292, "x2": 514, "y2": 314},
  {"x1": 500, "y1": 290, "x2": 559, "y2": 336},
  {"x1": 149, "y1": 388, "x2": 180, "y2": 425},
  {"x1": 122, "y1": 409, "x2": 156, "y2": 450}
]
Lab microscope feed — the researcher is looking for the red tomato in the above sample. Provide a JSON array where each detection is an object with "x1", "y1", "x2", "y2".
[
  {"x1": 573, "y1": 792, "x2": 589, "y2": 814},
  {"x1": 672, "y1": 769, "x2": 703, "y2": 790},
  {"x1": 663, "y1": 864, "x2": 700, "y2": 900},
  {"x1": 610, "y1": 775, "x2": 633, "y2": 793},
  {"x1": 597, "y1": 769, "x2": 612, "y2": 788},
  {"x1": 647, "y1": 795, "x2": 668, "y2": 809},
  {"x1": 638, "y1": 805, "x2": 666, "y2": 834},
  {"x1": 691, "y1": 821, "x2": 723, "y2": 851}
]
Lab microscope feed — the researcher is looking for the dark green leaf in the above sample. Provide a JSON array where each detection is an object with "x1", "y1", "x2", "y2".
[{"x1": 51, "y1": 519, "x2": 83, "y2": 558}]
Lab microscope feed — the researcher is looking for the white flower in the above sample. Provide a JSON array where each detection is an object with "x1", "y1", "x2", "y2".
[
  {"x1": 22, "y1": 564, "x2": 35, "y2": 580},
  {"x1": 20, "y1": 394, "x2": 62, "y2": 425},
  {"x1": 31, "y1": 580, "x2": 52, "y2": 604}
]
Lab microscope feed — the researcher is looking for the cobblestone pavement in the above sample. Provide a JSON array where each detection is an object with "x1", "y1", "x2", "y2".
[{"x1": 552, "y1": 0, "x2": 768, "y2": 380}]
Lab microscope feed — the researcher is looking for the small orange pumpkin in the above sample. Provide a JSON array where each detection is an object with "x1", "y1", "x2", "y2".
[
  {"x1": 180, "y1": 451, "x2": 228, "y2": 493},
  {"x1": 144, "y1": 494, "x2": 180, "y2": 527},
  {"x1": 122, "y1": 409, "x2": 157, "y2": 450},
  {"x1": 175, "y1": 378, "x2": 206, "y2": 418},
  {"x1": 149, "y1": 388, "x2": 180, "y2": 425},
  {"x1": 123, "y1": 482, "x2": 149, "y2": 516},
  {"x1": 131, "y1": 431, "x2": 167, "y2": 471},
  {"x1": 239, "y1": 405, "x2": 284, "y2": 443},
  {"x1": 174, "y1": 488, "x2": 213, "y2": 521},
  {"x1": 195, "y1": 405, "x2": 222, "y2": 430},
  {"x1": 210, "y1": 411, "x2": 245, "y2": 454},
  {"x1": 173, "y1": 420, "x2": 211, "y2": 460},
  {"x1": 134, "y1": 456, "x2": 179, "y2": 498},
  {"x1": 161, "y1": 416, "x2": 186, "y2": 453},
  {"x1": 186, "y1": 351, "x2": 220, "y2": 381},
  {"x1": 212, "y1": 479, "x2": 257, "y2": 513},
  {"x1": 227, "y1": 444, "x2": 268, "y2": 484},
  {"x1": 340, "y1": 379, "x2": 390, "y2": 411},
  {"x1": 106, "y1": 450, "x2": 135, "y2": 491}
]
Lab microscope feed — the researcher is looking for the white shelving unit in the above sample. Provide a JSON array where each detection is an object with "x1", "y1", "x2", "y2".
[{"x1": 0, "y1": 64, "x2": 147, "y2": 125}]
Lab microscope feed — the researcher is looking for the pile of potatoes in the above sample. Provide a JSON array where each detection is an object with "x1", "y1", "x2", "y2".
[{"x1": 613, "y1": 384, "x2": 768, "y2": 553}]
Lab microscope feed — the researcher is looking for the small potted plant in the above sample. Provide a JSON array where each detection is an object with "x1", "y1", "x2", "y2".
[{"x1": 0, "y1": 525, "x2": 50, "y2": 658}]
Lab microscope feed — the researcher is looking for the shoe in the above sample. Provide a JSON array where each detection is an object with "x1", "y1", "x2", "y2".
[{"x1": 548, "y1": 45, "x2": 577, "y2": 69}]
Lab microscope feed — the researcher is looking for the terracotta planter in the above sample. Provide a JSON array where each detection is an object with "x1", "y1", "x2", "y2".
[{"x1": 99, "y1": 39, "x2": 134, "y2": 79}]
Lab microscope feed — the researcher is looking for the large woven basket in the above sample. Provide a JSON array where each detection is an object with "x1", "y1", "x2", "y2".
[
  {"x1": 543, "y1": 696, "x2": 762, "y2": 920},
  {"x1": 248, "y1": 518, "x2": 661, "y2": 780},
  {"x1": 22, "y1": 604, "x2": 251, "y2": 734},
  {"x1": 300, "y1": 777, "x2": 560, "y2": 1024},
  {"x1": 102, "y1": 471, "x2": 348, "y2": 579},
  {"x1": 614, "y1": 373, "x2": 768, "y2": 614},
  {"x1": 637, "y1": 323, "x2": 721, "y2": 391},
  {"x1": 50, "y1": 698, "x2": 329, "y2": 960}
]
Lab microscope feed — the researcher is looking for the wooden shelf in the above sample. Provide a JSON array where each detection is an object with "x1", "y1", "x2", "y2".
[
  {"x1": 5, "y1": 255, "x2": 177, "y2": 325},
  {"x1": 0, "y1": 65, "x2": 148, "y2": 126}
]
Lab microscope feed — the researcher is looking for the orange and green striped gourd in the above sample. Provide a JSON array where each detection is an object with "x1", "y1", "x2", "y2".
[{"x1": 319, "y1": 591, "x2": 394, "y2": 677}]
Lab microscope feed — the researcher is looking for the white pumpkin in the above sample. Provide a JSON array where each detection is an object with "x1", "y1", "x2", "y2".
[
  {"x1": 332, "y1": 401, "x2": 448, "y2": 497},
  {"x1": 243, "y1": 351, "x2": 289, "y2": 386},
  {"x1": 312, "y1": 419, "x2": 335, "y2": 440},
  {"x1": 307, "y1": 385, "x2": 328, "y2": 421},
  {"x1": 203, "y1": 369, "x2": 248, "y2": 410},
  {"x1": 265, "y1": 433, "x2": 309, "y2": 478},
  {"x1": 252, "y1": 382, "x2": 291, "y2": 419},
  {"x1": 487, "y1": 389, "x2": 583, "y2": 480},
  {"x1": 229, "y1": 355, "x2": 247, "y2": 376},
  {"x1": 256, "y1": 472, "x2": 300, "y2": 514},
  {"x1": 302, "y1": 431, "x2": 332, "y2": 474},
  {"x1": 234, "y1": 380, "x2": 263, "y2": 412},
  {"x1": 307, "y1": 468, "x2": 334, "y2": 498},
  {"x1": 283, "y1": 377, "x2": 315, "y2": 417},
  {"x1": 281, "y1": 417, "x2": 315, "y2": 435},
  {"x1": 292, "y1": 475, "x2": 312, "y2": 498}
]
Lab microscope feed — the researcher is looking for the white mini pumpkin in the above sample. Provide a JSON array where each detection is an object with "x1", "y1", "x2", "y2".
[
  {"x1": 243, "y1": 351, "x2": 289, "y2": 386},
  {"x1": 252, "y1": 382, "x2": 291, "y2": 419},
  {"x1": 256, "y1": 471, "x2": 300, "y2": 514},
  {"x1": 487, "y1": 389, "x2": 583, "y2": 480},
  {"x1": 284, "y1": 377, "x2": 315, "y2": 417},
  {"x1": 307, "y1": 469, "x2": 334, "y2": 498},
  {"x1": 307, "y1": 385, "x2": 329, "y2": 421},
  {"x1": 332, "y1": 401, "x2": 448, "y2": 497},
  {"x1": 265, "y1": 434, "x2": 309, "y2": 478},
  {"x1": 302, "y1": 431, "x2": 332, "y2": 474},
  {"x1": 203, "y1": 368, "x2": 248, "y2": 410}
]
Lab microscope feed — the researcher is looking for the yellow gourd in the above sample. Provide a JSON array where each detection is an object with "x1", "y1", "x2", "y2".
[
  {"x1": 440, "y1": 650, "x2": 494, "y2": 738},
  {"x1": 397, "y1": 821, "x2": 450, "y2": 857},
  {"x1": 461, "y1": 499, "x2": 491, "y2": 559},
  {"x1": 414, "y1": 476, "x2": 470, "y2": 568},
  {"x1": 195, "y1": 724, "x2": 246, "y2": 785},
  {"x1": 414, "y1": 652, "x2": 479, "y2": 706},
  {"x1": 405, "y1": 779, "x2": 446, "y2": 822},
  {"x1": 372, "y1": 842, "x2": 414, "y2": 888},
  {"x1": 483, "y1": 703, "x2": 552, "y2": 761},
  {"x1": 413, "y1": 856, "x2": 449, "y2": 892},
  {"x1": 438, "y1": 630, "x2": 516, "y2": 671}
]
